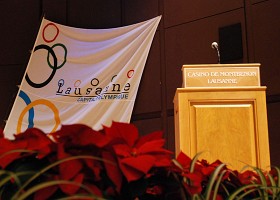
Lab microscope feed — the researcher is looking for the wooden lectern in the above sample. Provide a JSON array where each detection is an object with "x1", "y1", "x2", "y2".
[{"x1": 174, "y1": 63, "x2": 270, "y2": 170}]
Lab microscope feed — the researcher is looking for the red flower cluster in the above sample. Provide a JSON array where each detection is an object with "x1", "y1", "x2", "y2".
[
  {"x1": 0, "y1": 122, "x2": 172, "y2": 199},
  {"x1": 0, "y1": 128, "x2": 54, "y2": 169},
  {"x1": 169, "y1": 152, "x2": 230, "y2": 199},
  {"x1": 0, "y1": 122, "x2": 278, "y2": 200}
]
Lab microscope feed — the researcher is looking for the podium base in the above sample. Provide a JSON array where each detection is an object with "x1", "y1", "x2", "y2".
[{"x1": 174, "y1": 87, "x2": 270, "y2": 170}]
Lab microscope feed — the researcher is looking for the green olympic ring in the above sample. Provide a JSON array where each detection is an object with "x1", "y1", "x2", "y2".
[{"x1": 47, "y1": 43, "x2": 67, "y2": 69}]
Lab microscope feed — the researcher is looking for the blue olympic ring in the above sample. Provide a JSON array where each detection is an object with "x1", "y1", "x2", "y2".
[{"x1": 19, "y1": 90, "x2": 34, "y2": 128}]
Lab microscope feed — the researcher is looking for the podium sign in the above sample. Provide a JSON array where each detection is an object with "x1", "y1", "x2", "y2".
[
  {"x1": 174, "y1": 63, "x2": 270, "y2": 171},
  {"x1": 182, "y1": 63, "x2": 260, "y2": 87}
]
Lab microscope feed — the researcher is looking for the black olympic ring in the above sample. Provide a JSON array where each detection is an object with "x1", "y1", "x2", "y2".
[{"x1": 25, "y1": 44, "x2": 58, "y2": 88}]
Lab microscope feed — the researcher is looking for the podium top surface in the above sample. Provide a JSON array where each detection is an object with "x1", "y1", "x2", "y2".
[{"x1": 182, "y1": 63, "x2": 261, "y2": 87}]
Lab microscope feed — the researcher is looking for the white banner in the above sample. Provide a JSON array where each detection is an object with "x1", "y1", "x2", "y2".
[{"x1": 4, "y1": 16, "x2": 161, "y2": 139}]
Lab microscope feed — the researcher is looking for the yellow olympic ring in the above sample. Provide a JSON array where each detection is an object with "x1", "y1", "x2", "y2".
[{"x1": 17, "y1": 99, "x2": 61, "y2": 134}]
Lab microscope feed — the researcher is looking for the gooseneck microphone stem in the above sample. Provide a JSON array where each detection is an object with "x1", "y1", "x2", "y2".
[{"x1": 211, "y1": 42, "x2": 221, "y2": 64}]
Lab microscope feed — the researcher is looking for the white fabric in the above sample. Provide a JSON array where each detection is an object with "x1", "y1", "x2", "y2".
[{"x1": 4, "y1": 16, "x2": 161, "y2": 139}]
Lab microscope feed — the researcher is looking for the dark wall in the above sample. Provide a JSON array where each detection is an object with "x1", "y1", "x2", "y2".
[{"x1": 0, "y1": 0, "x2": 280, "y2": 166}]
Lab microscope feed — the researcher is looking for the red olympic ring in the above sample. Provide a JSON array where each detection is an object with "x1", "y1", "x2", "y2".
[{"x1": 43, "y1": 23, "x2": 59, "y2": 43}]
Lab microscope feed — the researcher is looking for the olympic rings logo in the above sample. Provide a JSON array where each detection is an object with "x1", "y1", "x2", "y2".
[
  {"x1": 25, "y1": 23, "x2": 67, "y2": 88},
  {"x1": 17, "y1": 95, "x2": 61, "y2": 134},
  {"x1": 17, "y1": 22, "x2": 66, "y2": 133},
  {"x1": 17, "y1": 91, "x2": 60, "y2": 134}
]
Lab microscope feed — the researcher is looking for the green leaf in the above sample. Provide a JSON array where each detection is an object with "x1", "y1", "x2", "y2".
[
  {"x1": 191, "y1": 194, "x2": 203, "y2": 200},
  {"x1": 267, "y1": 173, "x2": 277, "y2": 198},
  {"x1": 190, "y1": 152, "x2": 205, "y2": 173},
  {"x1": 11, "y1": 155, "x2": 114, "y2": 200},
  {"x1": 0, "y1": 149, "x2": 37, "y2": 159},
  {"x1": 14, "y1": 180, "x2": 105, "y2": 200},
  {"x1": 227, "y1": 183, "x2": 260, "y2": 200},
  {"x1": 0, "y1": 170, "x2": 39, "y2": 199},
  {"x1": 271, "y1": 166, "x2": 280, "y2": 187},
  {"x1": 57, "y1": 194, "x2": 105, "y2": 200},
  {"x1": 0, "y1": 170, "x2": 27, "y2": 188},
  {"x1": 234, "y1": 187, "x2": 262, "y2": 199},
  {"x1": 203, "y1": 163, "x2": 226, "y2": 200},
  {"x1": 212, "y1": 169, "x2": 227, "y2": 199},
  {"x1": 253, "y1": 167, "x2": 269, "y2": 200},
  {"x1": 172, "y1": 158, "x2": 184, "y2": 170}
]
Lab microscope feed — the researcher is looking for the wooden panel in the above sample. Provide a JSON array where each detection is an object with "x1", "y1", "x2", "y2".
[
  {"x1": 123, "y1": 0, "x2": 159, "y2": 25},
  {"x1": 0, "y1": 85, "x2": 18, "y2": 129},
  {"x1": 167, "y1": 116, "x2": 175, "y2": 152},
  {"x1": 252, "y1": 0, "x2": 280, "y2": 95},
  {"x1": 252, "y1": 0, "x2": 269, "y2": 4},
  {"x1": 0, "y1": 0, "x2": 41, "y2": 65},
  {"x1": 174, "y1": 87, "x2": 270, "y2": 170},
  {"x1": 164, "y1": 0, "x2": 243, "y2": 28},
  {"x1": 42, "y1": 0, "x2": 67, "y2": 24},
  {"x1": 191, "y1": 102, "x2": 257, "y2": 169},
  {"x1": 267, "y1": 102, "x2": 280, "y2": 166},
  {"x1": 133, "y1": 33, "x2": 161, "y2": 114},
  {"x1": 0, "y1": 64, "x2": 24, "y2": 128},
  {"x1": 132, "y1": 117, "x2": 162, "y2": 136},
  {"x1": 165, "y1": 9, "x2": 247, "y2": 109},
  {"x1": 67, "y1": 0, "x2": 122, "y2": 28}
]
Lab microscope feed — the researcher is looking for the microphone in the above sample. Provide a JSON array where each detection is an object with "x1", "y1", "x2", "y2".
[{"x1": 211, "y1": 42, "x2": 220, "y2": 64}]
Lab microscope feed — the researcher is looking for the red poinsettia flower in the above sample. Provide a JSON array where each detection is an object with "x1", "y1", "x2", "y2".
[
  {"x1": 57, "y1": 143, "x2": 84, "y2": 190},
  {"x1": 52, "y1": 125, "x2": 111, "y2": 177},
  {"x1": 32, "y1": 125, "x2": 109, "y2": 198},
  {"x1": 182, "y1": 171, "x2": 204, "y2": 195},
  {"x1": 171, "y1": 151, "x2": 202, "y2": 173},
  {"x1": 200, "y1": 159, "x2": 222, "y2": 175},
  {"x1": 33, "y1": 175, "x2": 103, "y2": 200},
  {"x1": 238, "y1": 170, "x2": 261, "y2": 185},
  {"x1": 13, "y1": 128, "x2": 55, "y2": 158},
  {"x1": 171, "y1": 152, "x2": 204, "y2": 195},
  {"x1": 49, "y1": 126, "x2": 109, "y2": 193},
  {"x1": 103, "y1": 122, "x2": 172, "y2": 182},
  {"x1": 101, "y1": 150, "x2": 122, "y2": 192},
  {"x1": 199, "y1": 159, "x2": 230, "y2": 181},
  {"x1": 50, "y1": 124, "x2": 110, "y2": 148},
  {"x1": 51, "y1": 124, "x2": 107, "y2": 181},
  {"x1": 0, "y1": 137, "x2": 26, "y2": 168},
  {"x1": 0, "y1": 128, "x2": 53, "y2": 168}
]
